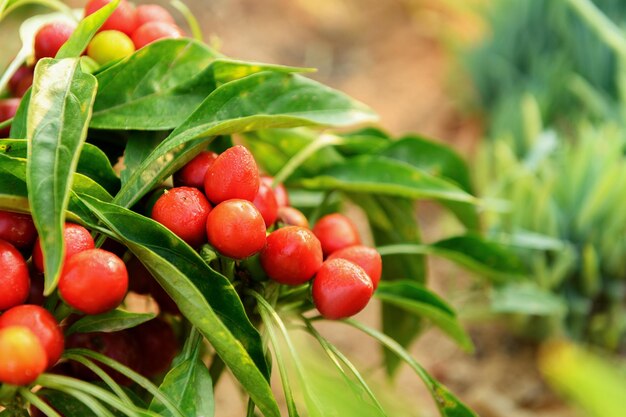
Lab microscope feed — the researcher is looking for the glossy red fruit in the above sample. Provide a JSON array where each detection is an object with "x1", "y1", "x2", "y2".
[
  {"x1": 59, "y1": 249, "x2": 128, "y2": 315},
  {"x1": 312, "y1": 259, "x2": 373, "y2": 319},
  {"x1": 135, "y1": 4, "x2": 175, "y2": 26},
  {"x1": 174, "y1": 151, "x2": 219, "y2": 190},
  {"x1": 206, "y1": 199, "x2": 266, "y2": 259},
  {"x1": 131, "y1": 21, "x2": 183, "y2": 49},
  {"x1": 277, "y1": 206, "x2": 309, "y2": 228},
  {"x1": 151, "y1": 187, "x2": 212, "y2": 247},
  {"x1": 253, "y1": 180, "x2": 278, "y2": 227},
  {"x1": 204, "y1": 145, "x2": 260, "y2": 204},
  {"x1": 260, "y1": 176, "x2": 289, "y2": 207},
  {"x1": 132, "y1": 318, "x2": 178, "y2": 377},
  {"x1": 327, "y1": 245, "x2": 382, "y2": 289},
  {"x1": 0, "y1": 326, "x2": 47, "y2": 385},
  {"x1": 312, "y1": 213, "x2": 361, "y2": 257},
  {"x1": 34, "y1": 22, "x2": 75, "y2": 60},
  {"x1": 8, "y1": 65, "x2": 33, "y2": 97},
  {"x1": 260, "y1": 226, "x2": 322, "y2": 285},
  {"x1": 0, "y1": 239, "x2": 29, "y2": 311},
  {"x1": 66, "y1": 331, "x2": 139, "y2": 385},
  {"x1": 85, "y1": 0, "x2": 137, "y2": 35},
  {"x1": 0, "y1": 210, "x2": 37, "y2": 249},
  {"x1": 0, "y1": 98, "x2": 20, "y2": 138},
  {"x1": 0, "y1": 305, "x2": 64, "y2": 368},
  {"x1": 33, "y1": 223, "x2": 95, "y2": 272}
]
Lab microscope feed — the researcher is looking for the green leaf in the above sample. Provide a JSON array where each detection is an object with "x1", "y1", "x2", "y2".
[
  {"x1": 345, "y1": 319, "x2": 479, "y2": 417},
  {"x1": 67, "y1": 310, "x2": 156, "y2": 335},
  {"x1": 0, "y1": 0, "x2": 72, "y2": 21},
  {"x1": 120, "y1": 131, "x2": 168, "y2": 186},
  {"x1": 56, "y1": 0, "x2": 119, "y2": 59},
  {"x1": 76, "y1": 194, "x2": 279, "y2": 417},
  {"x1": 299, "y1": 156, "x2": 476, "y2": 204},
  {"x1": 491, "y1": 283, "x2": 567, "y2": 316},
  {"x1": 36, "y1": 389, "x2": 106, "y2": 417},
  {"x1": 26, "y1": 58, "x2": 97, "y2": 294},
  {"x1": 115, "y1": 71, "x2": 376, "y2": 208},
  {"x1": 375, "y1": 281, "x2": 474, "y2": 352},
  {"x1": 151, "y1": 334, "x2": 214, "y2": 417}
]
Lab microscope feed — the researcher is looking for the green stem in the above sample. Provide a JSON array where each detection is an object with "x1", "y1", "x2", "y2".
[
  {"x1": 57, "y1": 387, "x2": 116, "y2": 417},
  {"x1": 245, "y1": 398, "x2": 256, "y2": 417},
  {"x1": 18, "y1": 388, "x2": 62, "y2": 417},
  {"x1": 0, "y1": 117, "x2": 13, "y2": 134},
  {"x1": 566, "y1": 0, "x2": 626, "y2": 57},
  {"x1": 208, "y1": 355, "x2": 225, "y2": 386},
  {"x1": 53, "y1": 302, "x2": 74, "y2": 323},
  {"x1": 170, "y1": 0, "x2": 203, "y2": 42}
]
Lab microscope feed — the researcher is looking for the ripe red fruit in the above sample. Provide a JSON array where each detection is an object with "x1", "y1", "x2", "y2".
[
  {"x1": 204, "y1": 145, "x2": 260, "y2": 204},
  {"x1": 132, "y1": 318, "x2": 178, "y2": 377},
  {"x1": 174, "y1": 151, "x2": 219, "y2": 190},
  {"x1": 85, "y1": 0, "x2": 137, "y2": 35},
  {"x1": 312, "y1": 259, "x2": 373, "y2": 319},
  {"x1": 8, "y1": 65, "x2": 34, "y2": 97},
  {"x1": 261, "y1": 176, "x2": 289, "y2": 207},
  {"x1": 33, "y1": 223, "x2": 95, "y2": 272},
  {"x1": 0, "y1": 239, "x2": 30, "y2": 311},
  {"x1": 0, "y1": 326, "x2": 47, "y2": 385},
  {"x1": 151, "y1": 187, "x2": 212, "y2": 247},
  {"x1": 0, "y1": 98, "x2": 20, "y2": 137},
  {"x1": 277, "y1": 206, "x2": 309, "y2": 228},
  {"x1": 131, "y1": 21, "x2": 184, "y2": 49},
  {"x1": 66, "y1": 331, "x2": 139, "y2": 385},
  {"x1": 260, "y1": 226, "x2": 322, "y2": 285},
  {"x1": 312, "y1": 213, "x2": 361, "y2": 257},
  {"x1": 206, "y1": 199, "x2": 266, "y2": 259},
  {"x1": 34, "y1": 22, "x2": 75, "y2": 60},
  {"x1": 253, "y1": 180, "x2": 278, "y2": 227},
  {"x1": 0, "y1": 305, "x2": 64, "y2": 368},
  {"x1": 59, "y1": 249, "x2": 128, "y2": 315},
  {"x1": 135, "y1": 4, "x2": 175, "y2": 27},
  {"x1": 0, "y1": 210, "x2": 37, "y2": 249},
  {"x1": 327, "y1": 245, "x2": 382, "y2": 289}
]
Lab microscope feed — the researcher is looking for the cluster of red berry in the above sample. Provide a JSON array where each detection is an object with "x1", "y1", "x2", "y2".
[
  {"x1": 153, "y1": 145, "x2": 382, "y2": 320},
  {"x1": 0, "y1": 0, "x2": 184, "y2": 137}
]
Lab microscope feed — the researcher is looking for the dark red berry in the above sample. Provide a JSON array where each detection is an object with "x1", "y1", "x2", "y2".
[
  {"x1": 34, "y1": 22, "x2": 75, "y2": 60},
  {"x1": 85, "y1": 0, "x2": 137, "y2": 35},
  {"x1": 0, "y1": 210, "x2": 37, "y2": 249},
  {"x1": 151, "y1": 187, "x2": 212, "y2": 247},
  {"x1": 0, "y1": 326, "x2": 47, "y2": 385},
  {"x1": 312, "y1": 259, "x2": 373, "y2": 319},
  {"x1": 8, "y1": 66, "x2": 33, "y2": 97},
  {"x1": 174, "y1": 151, "x2": 219, "y2": 190},
  {"x1": 260, "y1": 226, "x2": 322, "y2": 285},
  {"x1": 277, "y1": 206, "x2": 309, "y2": 228},
  {"x1": 206, "y1": 199, "x2": 266, "y2": 259},
  {"x1": 33, "y1": 223, "x2": 95, "y2": 273},
  {"x1": 253, "y1": 180, "x2": 278, "y2": 227},
  {"x1": 0, "y1": 305, "x2": 64, "y2": 368},
  {"x1": 131, "y1": 21, "x2": 184, "y2": 49},
  {"x1": 312, "y1": 213, "x2": 361, "y2": 257},
  {"x1": 0, "y1": 98, "x2": 20, "y2": 138},
  {"x1": 327, "y1": 245, "x2": 382, "y2": 289},
  {"x1": 135, "y1": 4, "x2": 175, "y2": 27},
  {"x1": 131, "y1": 318, "x2": 178, "y2": 377},
  {"x1": 0, "y1": 239, "x2": 29, "y2": 311},
  {"x1": 27, "y1": 271, "x2": 45, "y2": 306},
  {"x1": 59, "y1": 249, "x2": 128, "y2": 315},
  {"x1": 204, "y1": 145, "x2": 260, "y2": 204}
]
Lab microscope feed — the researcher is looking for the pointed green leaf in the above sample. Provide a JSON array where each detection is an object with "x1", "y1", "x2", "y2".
[
  {"x1": 67, "y1": 310, "x2": 157, "y2": 335},
  {"x1": 491, "y1": 283, "x2": 566, "y2": 316},
  {"x1": 26, "y1": 58, "x2": 97, "y2": 294}
]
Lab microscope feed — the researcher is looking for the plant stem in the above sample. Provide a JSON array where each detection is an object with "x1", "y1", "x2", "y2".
[
  {"x1": 566, "y1": 0, "x2": 626, "y2": 57},
  {"x1": 18, "y1": 388, "x2": 62, "y2": 417},
  {"x1": 208, "y1": 355, "x2": 225, "y2": 385}
]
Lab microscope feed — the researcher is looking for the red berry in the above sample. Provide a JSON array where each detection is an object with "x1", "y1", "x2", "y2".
[
  {"x1": 66, "y1": 331, "x2": 139, "y2": 385},
  {"x1": 277, "y1": 206, "x2": 309, "y2": 228},
  {"x1": 204, "y1": 145, "x2": 260, "y2": 204},
  {"x1": 131, "y1": 21, "x2": 183, "y2": 49},
  {"x1": 0, "y1": 98, "x2": 20, "y2": 137},
  {"x1": 33, "y1": 223, "x2": 95, "y2": 273},
  {"x1": 85, "y1": 0, "x2": 137, "y2": 35},
  {"x1": 312, "y1": 213, "x2": 361, "y2": 257},
  {"x1": 8, "y1": 66, "x2": 33, "y2": 97},
  {"x1": 0, "y1": 326, "x2": 47, "y2": 385},
  {"x1": 253, "y1": 180, "x2": 278, "y2": 227},
  {"x1": 34, "y1": 22, "x2": 75, "y2": 60},
  {"x1": 312, "y1": 259, "x2": 373, "y2": 319},
  {"x1": 327, "y1": 245, "x2": 382, "y2": 289},
  {"x1": 0, "y1": 210, "x2": 37, "y2": 249},
  {"x1": 0, "y1": 239, "x2": 29, "y2": 311},
  {"x1": 59, "y1": 249, "x2": 128, "y2": 315},
  {"x1": 135, "y1": 4, "x2": 175, "y2": 26},
  {"x1": 261, "y1": 176, "x2": 289, "y2": 207},
  {"x1": 174, "y1": 151, "x2": 218, "y2": 190},
  {"x1": 260, "y1": 226, "x2": 322, "y2": 285},
  {"x1": 131, "y1": 318, "x2": 178, "y2": 377},
  {"x1": 0, "y1": 305, "x2": 64, "y2": 368},
  {"x1": 151, "y1": 187, "x2": 212, "y2": 247},
  {"x1": 206, "y1": 199, "x2": 266, "y2": 259}
]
